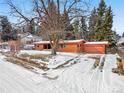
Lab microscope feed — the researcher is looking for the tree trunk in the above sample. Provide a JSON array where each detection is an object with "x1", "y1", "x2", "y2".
[{"x1": 51, "y1": 47, "x2": 57, "y2": 55}]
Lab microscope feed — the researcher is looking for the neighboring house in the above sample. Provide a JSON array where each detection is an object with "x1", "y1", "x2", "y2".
[
  {"x1": 0, "y1": 42, "x2": 10, "y2": 52},
  {"x1": 0, "y1": 39, "x2": 33, "y2": 53},
  {"x1": 18, "y1": 32, "x2": 42, "y2": 44},
  {"x1": 34, "y1": 39, "x2": 108, "y2": 54},
  {"x1": 117, "y1": 37, "x2": 124, "y2": 46},
  {"x1": 23, "y1": 44, "x2": 34, "y2": 50}
]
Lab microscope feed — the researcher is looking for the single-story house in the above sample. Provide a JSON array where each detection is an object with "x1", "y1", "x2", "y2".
[{"x1": 34, "y1": 39, "x2": 108, "y2": 54}]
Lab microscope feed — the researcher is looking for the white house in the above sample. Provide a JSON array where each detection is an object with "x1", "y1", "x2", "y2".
[{"x1": 18, "y1": 32, "x2": 42, "y2": 44}]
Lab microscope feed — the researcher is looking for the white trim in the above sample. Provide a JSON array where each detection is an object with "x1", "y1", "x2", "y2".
[{"x1": 85, "y1": 41, "x2": 108, "y2": 44}]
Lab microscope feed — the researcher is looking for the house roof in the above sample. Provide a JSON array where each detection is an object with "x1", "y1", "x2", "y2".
[
  {"x1": 34, "y1": 39, "x2": 85, "y2": 44},
  {"x1": 85, "y1": 41, "x2": 108, "y2": 45},
  {"x1": 18, "y1": 32, "x2": 42, "y2": 40}
]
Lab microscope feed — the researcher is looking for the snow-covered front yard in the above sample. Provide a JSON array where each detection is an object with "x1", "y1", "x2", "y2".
[{"x1": 0, "y1": 51, "x2": 124, "y2": 93}]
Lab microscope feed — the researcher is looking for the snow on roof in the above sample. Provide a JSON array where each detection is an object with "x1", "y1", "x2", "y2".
[
  {"x1": 34, "y1": 39, "x2": 85, "y2": 44},
  {"x1": 18, "y1": 32, "x2": 42, "y2": 39},
  {"x1": 27, "y1": 34, "x2": 33, "y2": 38},
  {"x1": 85, "y1": 41, "x2": 108, "y2": 44}
]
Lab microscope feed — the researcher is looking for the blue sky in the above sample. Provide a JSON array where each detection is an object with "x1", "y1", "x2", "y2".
[{"x1": 0, "y1": 0, "x2": 124, "y2": 36}]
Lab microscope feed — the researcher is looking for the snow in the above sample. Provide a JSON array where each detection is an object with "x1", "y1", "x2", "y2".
[
  {"x1": 47, "y1": 54, "x2": 78, "y2": 68},
  {"x1": 117, "y1": 37, "x2": 124, "y2": 45},
  {"x1": 27, "y1": 34, "x2": 33, "y2": 38},
  {"x1": 23, "y1": 44, "x2": 34, "y2": 50},
  {"x1": 0, "y1": 52, "x2": 124, "y2": 93},
  {"x1": 115, "y1": 53, "x2": 121, "y2": 59},
  {"x1": 0, "y1": 49, "x2": 10, "y2": 53},
  {"x1": 85, "y1": 41, "x2": 108, "y2": 44},
  {"x1": 18, "y1": 50, "x2": 80, "y2": 68},
  {"x1": 18, "y1": 50, "x2": 51, "y2": 55},
  {"x1": 34, "y1": 39, "x2": 85, "y2": 44},
  {"x1": 18, "y1": 50, "x2": 80, "y2": 56}
]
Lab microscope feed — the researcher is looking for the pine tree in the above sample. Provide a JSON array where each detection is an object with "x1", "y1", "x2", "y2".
[
  {"x1": 88, "y1": 0, "x2": 113, "y2": 41},
  {"x1": 0, "y1": 16, "x2": 12, "y2": 41},
  {"x1": 97, "y1": 0, "x2": 106, "y2": 17},
  {"x1": 103, "y1": 6, "x2": 113, "y2": 41},
  {"x1": 1, "y1": 16, "x2": 12, "y2": 34},
  {"x1": 89, "y1": 6, "x2": 103, "y2": 41},
  {"x1": 89, "y1": 7, "x2": 98, "y2": 41},
  {"x1": 96, "y1": 0, "x2": 107, "y2": 41}
]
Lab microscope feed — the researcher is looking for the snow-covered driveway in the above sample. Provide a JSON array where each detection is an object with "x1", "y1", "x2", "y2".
[{"x1": 0, "y1": 54, "x2": 124, "y2": 93}]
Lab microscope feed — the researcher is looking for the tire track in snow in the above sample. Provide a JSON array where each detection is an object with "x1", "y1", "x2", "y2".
[
  {"x1": 96, "y1": 71, "x2": 102, "y2": 93},
  {"x1": 96, "y1": 55, "x2": 111, "y2": 93},
  {"x1": 82, "y1": 66, "x2": 100, "y2": 93},
  {"x1": 90, "y1": 68, "x2": 101, "y2": 93},
  {"x1": 86, "y1": 61, "x2": 105, "y2": 93},
  {"x1": 97, "y1": 69, "x2": 107, "y2": 93},
  {"x1": 100, "y1": 55, "x2": 117, "y2": 93}
]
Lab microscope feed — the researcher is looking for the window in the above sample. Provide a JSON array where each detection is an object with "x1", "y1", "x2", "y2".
[
  {"x1": 43, "y1": 44, "x2": 51, "y2": 49},
  {"x1": 59, "y1": 44, "x2": 66, "y2": 48}
]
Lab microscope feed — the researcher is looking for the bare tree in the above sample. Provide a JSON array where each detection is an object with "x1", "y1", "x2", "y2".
[
  {"x1": 33, "y1": 0, "x2": 90, "y2": 55},
  {"x1": 6, "y1": 0, "x2": 90, "y2": 55},
  {"x1": 6, "y1": 0, "x2": 36, "y2": 34}
]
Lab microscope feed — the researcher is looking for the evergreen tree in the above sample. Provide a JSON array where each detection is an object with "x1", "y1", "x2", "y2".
[
  {"x1": 1, "y1": 16, "x2": 12, "y2": 34},
  {"x1": 88, "y1": 0, "x2": 113, "y2": 41},
  {"x1": 0, "y1": 16, "x2": 12, "y2": 41},
  {"x1": 97, "y1": 0, "x2": 106, "y2": 17},
  {"x1": 96, "y1": 0, "x2": 107, "y2": 41},
  {"x1": 103, "y1": 6, "x2": 113, "y2": 41},
  {"x1": 88, "y1": 7, "x2": 98, "y2": 41}
]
